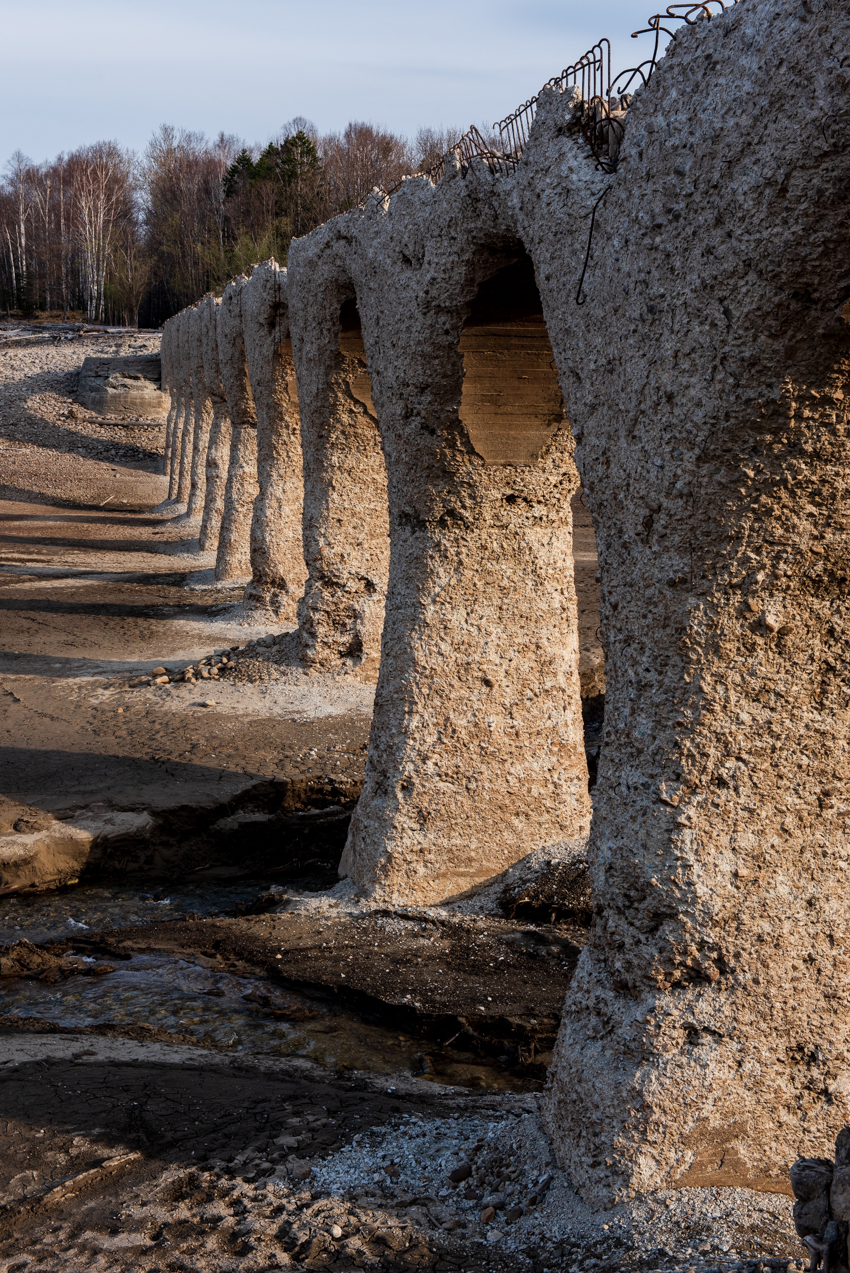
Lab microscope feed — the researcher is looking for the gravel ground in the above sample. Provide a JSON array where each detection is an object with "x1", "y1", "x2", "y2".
[
  {"x1": 0, "y1": 1034, "x2": 802, "y2": 1273},
  {"x1": 0, "y1": 332, "x2": 165, "y2": 508},
  {"x1": 0, "y1": 331, "x2": 163, "y2": 455}
]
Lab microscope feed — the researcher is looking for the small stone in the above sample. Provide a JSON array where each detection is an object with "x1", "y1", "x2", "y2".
[
  {"x1": 449, "y1": 1163, "x2": 472, "y2": 1183},
  {"x1": 481, "y1": 1193, "x2": 506, "y2": 1210},
  {"x1": 152, "y1": 676, "x2": 169, "y2": 685},
  {"x1": 506, "y1": 1206, "x2": 524, "y2": 1223},
  {"x1": 790, "y1": 1158, "x2": 833, "y2": 1201},
  {"x1": 201, "y1": 700, "x2": 216, "y2": 708},
  {"x1": 831, "y1": 1164, "x2": 850, "y2": 1219},
  {"x1": 486, "y1": 1230, "x2": 503, "y2": 1243},
  {"x1": 151, "y1": 667, "x2": 167, "y2": 676},
  {"x1": 837, "y1": 1127, "x2": 850, "y2": 1167},
  {"x1": 290, "y1": 1162, "x2": 312, "y2": 1181},
  {"x1": 793, "y1": 1194, "x2": 829, "y2": 1239},
  {"x1": 480, "y1": 1207, "x2": 496, "y2": 1224},
  {"x1": 330, "y1": 1225, "x2": 343, "y2": 1239}
]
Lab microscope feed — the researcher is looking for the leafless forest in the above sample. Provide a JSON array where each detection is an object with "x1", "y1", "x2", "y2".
[{"x1": 0, "y1": 121, "x2": 460, "y2": 328}]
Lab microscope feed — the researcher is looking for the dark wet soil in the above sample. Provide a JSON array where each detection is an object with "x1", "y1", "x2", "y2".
[
  {"x1": 0, "y1": 1044, "x2": 546, "y2": 1273},
  {"x1": 0, "y1": 892, "x2": 589, "y2": 1080}
]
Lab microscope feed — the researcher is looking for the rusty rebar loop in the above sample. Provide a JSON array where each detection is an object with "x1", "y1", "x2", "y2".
[{"x1": 381, "y1": 0, "x2": 737, "y2": 203}]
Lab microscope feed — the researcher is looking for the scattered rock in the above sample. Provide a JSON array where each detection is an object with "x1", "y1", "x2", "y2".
[
  {"x1": 77, "y1": 354, "x2": 166, "y2": 419},
  {"x1": 480, "y1": 1206, "x2": 496, "y2": 1224},
  {"x1": 791, "y1": 1141, "x2": 844, "y2": 1240},
  {"x1": 0, "y1": 818, "x2": 94, "y2": 892},
  {"x1": 499, "y1": 859, "x2": 592, "y2": 925},
  {"x1": 449, "y1": 1162, "x2": 473, "y2": 1183}
]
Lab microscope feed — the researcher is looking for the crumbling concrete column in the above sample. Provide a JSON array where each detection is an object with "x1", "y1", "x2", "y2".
[
  {"x1": 184, "y1": 302, "x2": 214, "y2": 522},
  {"x1": 216, "y1": 276, "x2": 258, "y2": 583},
  {"x1": 241, "y1": 260, "x2": 307, "y2": 620},
  {"x1": 510, "y1": 0, "x2": 850, "y2": 1202},
  {"x1": 166, "y1": 310, "x2": 189, "y2": 501},
  {"x1": 293, "y1": 172, "x2": 590, "y2": 901},
  {"x1": 175, "y1": 308, "x2": 196, "y2": 505},
  {"x1": 198, "y1": 293, "x2": 231, "y2": 554},
  {"x1": 287, "y1": 250, "x2": 389, "y2": 668},
  {"x1": 161, "y1": 320, "x2": 175, "y2": 479}
]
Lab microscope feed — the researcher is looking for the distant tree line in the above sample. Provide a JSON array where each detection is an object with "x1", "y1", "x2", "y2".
[{"x1": 0, "y1": 120, "x2": 460, "y2": 328}]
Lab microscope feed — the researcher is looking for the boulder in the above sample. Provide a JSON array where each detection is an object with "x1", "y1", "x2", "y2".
[
  {"x1": 831, "y1": 1165, "x2": 850, "y2": 1222},
  {"x1": 0, "y1": 819, "x2": 94, "y2": 892},
  {"x1": 0, "y1": 802, "x2": 156, "y2": 891},
  {"x1": 793, "y1": 1193, "x2": 831, "y2": 1239},
  {"x1": 77, "y1": 354, "x2": 167, "y2": 420},
  {"x1": 791, "y1": 1157, "x2": 835, "y2": 1201}
]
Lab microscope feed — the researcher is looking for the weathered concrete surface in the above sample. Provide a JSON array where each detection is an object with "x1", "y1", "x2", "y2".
[
  {"x1": 241, "y1": 260, "x2": 307, "y2": 619},
  {"x1": 184, "y1": 304, "x2": 213, "y2": 521},
  {"x1": 216, "y1": 276, "x2": 258, "y2": 582},
  {"x1": 287, "y1": 168, "x2": 591, "y2": 903},
  {"x1": 198, "y1": 293, "x2": 231, "y2": 554},
  {"x1": 288, "y1": 254, "x2": 389, "y2": 669},
  {"x1": 161, "y1": 321, "x2": 177, "y2": 479},
  {"x1": 77, "y1": 354, "x2": 167, "y2": 420},
  {"x1": 166, "y1": 311, "x2": 187, "y2": 501},
  {"x1": 502, "y1": 0, "x2": 850, "y2": 1205},
  {"x1": 175, "y1": 309, "x2": 195, "y2": 505},
  {"x1": 129, "y1": 0, "x2": 849, "y2": 1207}
]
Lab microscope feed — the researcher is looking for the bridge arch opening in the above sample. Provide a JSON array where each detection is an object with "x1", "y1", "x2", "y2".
[
  {"x1": 459, "y1": 252, "x2": 567, "y2": 467},
  {"x1": 460, "y1": 248, "x2": 605, "y2": 788}
]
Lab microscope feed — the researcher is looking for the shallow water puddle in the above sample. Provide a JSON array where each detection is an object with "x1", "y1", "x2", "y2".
[
  {"x1": 0, "y1": 879, "x2": 267, "y2": 945},
  {"x1": 1, "y1": 882, "x2": 535, "y2": 1094}
]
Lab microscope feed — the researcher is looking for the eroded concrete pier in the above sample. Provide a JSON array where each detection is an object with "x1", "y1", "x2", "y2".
[{"x1": 158, "y1": 0, "x2": 850, "y2": 1203}]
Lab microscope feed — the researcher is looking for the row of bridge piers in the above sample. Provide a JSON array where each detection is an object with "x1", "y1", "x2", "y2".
[{"x1": 156, "y1": 0, "x2": 850, "y2": 1208}]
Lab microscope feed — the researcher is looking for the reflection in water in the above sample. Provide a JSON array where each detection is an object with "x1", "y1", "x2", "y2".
[
  {"x1": 0, "y1": 880, "x2": 267, "y2": 945},
  {"x1": 1, "y1": 884, "x2": 534, "y2": 1094}
]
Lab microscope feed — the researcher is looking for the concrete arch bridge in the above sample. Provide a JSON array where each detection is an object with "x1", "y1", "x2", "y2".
[{"x1": 160, "y1": 0, "x2": 850, "y2": 1206}]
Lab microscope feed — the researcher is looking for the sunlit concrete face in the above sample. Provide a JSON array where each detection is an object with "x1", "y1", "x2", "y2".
[
  {"x1": 240, "y1": 261, "x2": 307, "y2": 622},
  {"x1": 295, "y1": 186, "x2": 592, "y2": 908},
  {"x1": 215, "y1": 275, "x2": 257, "y2": 584},
  {"x1": 186, "y1": 305, "x2": 213, "y2": 521},
  {"x1": 287, "y1": 264, "x2": 390, "y2": 670},
  {"x1": 198, "y1": 293, "x2": 231, "y2": 554},
  {"x1": 170, "y1": 310, "x2": 193, "y2": 505}
]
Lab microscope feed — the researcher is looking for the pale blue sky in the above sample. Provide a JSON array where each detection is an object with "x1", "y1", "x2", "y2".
[{"x1": 1, "y1": 0, "x2": 669, "y2": 164}]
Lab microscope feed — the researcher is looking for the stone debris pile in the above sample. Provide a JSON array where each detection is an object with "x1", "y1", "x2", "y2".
[
  {"x1": 791, "y1": 1128, "x2": 850, "y2": 1271},
  {"x1": 128, "y1": 646, "x2": 239, "y2": 688},
  {"x1": 76, "y1": 353, "x2": 167, "y2": 420}
]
